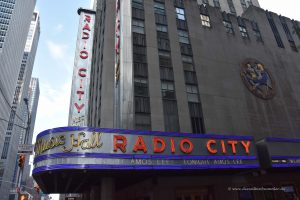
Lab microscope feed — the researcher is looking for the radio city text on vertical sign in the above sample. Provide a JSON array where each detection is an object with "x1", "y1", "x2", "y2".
[{"x1": 74, "y1": 14, "x2": 92, "y2": 114}]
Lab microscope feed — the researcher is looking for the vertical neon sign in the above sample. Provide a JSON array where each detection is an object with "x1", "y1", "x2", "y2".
[{"x1": 69, "y1": 9, "x2": 95, "y2": 126}]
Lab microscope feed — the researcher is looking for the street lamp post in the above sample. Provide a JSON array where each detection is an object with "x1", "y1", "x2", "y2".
[{"x1": 23, "y1": 98, "x2": 31, "y2": 144}]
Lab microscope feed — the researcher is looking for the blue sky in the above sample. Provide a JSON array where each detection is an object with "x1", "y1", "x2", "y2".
[{"x1": 32, "y1": 0, "x2": 90, "y2": 140}]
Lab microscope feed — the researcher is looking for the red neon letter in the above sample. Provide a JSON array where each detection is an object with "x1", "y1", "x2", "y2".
[
  {"x1": 180, "y1": 138, "x2": 193, "y2": 154},
  {"x1": 83, "y1": 23, "x2": 91, "y2": 31},
  {"x1": 241, "y1": 141, "x2": 251, "y2": 154},
  {"x1": 113, "y1": 135, "x2": 127, "y2": 153},
  {"x1": 133, "y1": 136, "x2": 147, "y2": 153},
  {"x1": 76, "y1": 90, "x2": 84, "y2": 100},
  {"x1": 206, "y1": 140, "x2": 217, "y2": 154},
  {"x1": 228, "y1": 140, "x2": 238, "y2": 154},
  {"x1": 170, "y1": 138, "x2": 176, "y2": 154},
  {"x1": 80, "y1": 79, "x2": 83, "y2": 89},
  {"x1": 221, "y1": 140, "x2": 226, "y2": 154},
  {"x1": 80, "y1": 51, "x2": 88, "y2": 59},
  {"x1": 78, "y1": 68, "x2": 87, "y2": 77},
  {"x1": 84, "y1": 15, "x2": 91, "y2": 23},
  {"x1": 153, "y1": 137, "x2": 166, "y2": 153},
  {"x1": 74, "y1": 103, "x2": 84, "y2": 113},
  {"x1": 82, "y1": 31, "x2": 90, "y2": 39}
]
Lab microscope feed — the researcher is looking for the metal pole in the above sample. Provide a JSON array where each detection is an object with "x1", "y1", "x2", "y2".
[{"x1": 17, "y1": 98, "x2": 30, "y2": 191}]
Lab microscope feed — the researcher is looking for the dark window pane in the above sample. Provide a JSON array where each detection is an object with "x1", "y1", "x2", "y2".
[
  {"x1": 161, "y1": 81, "x2": 176, "y2": 99},
  {"x1": 135, "y1": 77, "x2": 148, "y2": 96},
  {"x1": 133, "y1": 33, "x2": 146, "y2": 46},
  {"x1": 135, "y1": 113, "x2": 151, "y2": 130},
  {"x1": 132, "y1": 7, "x2": 145, "y2": 19},
  {"x1": 155, "y1": 13, "x2": 168, "y2": 25},
  {"x1": 135, "y1": 97, "x2": 150, "y2": 113},
  {"x1": 163, "y1": 100, "x2": 180, "y2": 132},
  {"x1": 188, "y1": 102, "x2": 205, "y2": 133},
  {"x1": 134, "y1": 63, "x2": 148, "y2": 77},
  {"x1": 180, "y1": 43, "x2": 193, "y2": 55},
  {"x1": 160, "y1": 67, "x2": 174, "y2": 81},
  {"x1": 184, "y1": 71, "x2": 197, "y2": 84},
  {"x1": 266, "y1": 12, "x2": 284, "y2": 48}
]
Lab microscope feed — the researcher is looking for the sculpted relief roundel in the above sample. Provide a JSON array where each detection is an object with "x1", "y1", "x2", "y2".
[{"x1": 240, "y1": 59, "x2": 275, "y2": 100}]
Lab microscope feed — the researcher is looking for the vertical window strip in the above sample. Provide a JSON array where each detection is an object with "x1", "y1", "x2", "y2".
[
  {"x1": 266, "y1": 12, "x2": 284, "y2": 48},
  {"x1": 1, "y1": 137, "x2": 10, "y2": 159},
  {"x1": 132, "y1": 0, "x2": 152, "y2": 130},
  {"x1": 251, "y1": 21, "x2": 263, "y2": 42},
  {"x1": 240, "y1": 0, "x2": 247, "y2": 11},
  {"x1": 280, "y1": 16, "x2": 298, "y2": 52},
  {"x1": 154, "y1": 1, "x2": 180, "y2": 131},
  {"x1": 227, "y1": 0, "x2": 236, "y2": 15}
]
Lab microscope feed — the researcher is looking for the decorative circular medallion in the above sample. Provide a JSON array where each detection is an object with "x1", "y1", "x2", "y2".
[{"x1": 240, "y1": 59, "x2": 275, "y2": 100}]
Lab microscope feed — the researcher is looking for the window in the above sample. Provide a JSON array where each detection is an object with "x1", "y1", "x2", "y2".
[
  {"x1": 161, "y1": 81, "x2": 175, "y2": 99},
  {"x1": 155, "y1": 13, "x2": 167, "y2": 25},
  {"x1": 251, "y1": 21, "x2": 262, "y2": 42},
  {"x1": 176, "y1": 19, "x2": 188, "y2": 30},
  {"x1": 227, "y1": 0, "x2": 236, "y2": 14},
  {"x1": 240, "y1": 0, "x2": 247, "y2": 11},
  {"x1": 132, "y1": 19, "x2": 145, "y2": 34},
  {"x1": 213, "y1": 0, "x2": 220, "y2": 8},
  {"x1": 132, "y1": 0, "x2": 144, "y2": 9},
  {"x1": 1, "y1": 137, "x2": 10, "y2": 159},
  {"x1": 188, "y1": 103, "x2": 205, "y2": 133},
  {"x1": 178, "y1": 30, "x2": 189, "y2": 44},
  {"x1": 239, "y1": 26, "x2": 248, "y2": 38},
  {"x1": 184, "y1": 71, "x2": 197, "y2": 84},
  {"x1": 223, "y1": 21, "x2": 234, "y2": 34},
  {"x1": 157, "y1": 37, "x2": 170, "y2": 51},
  {"x1": 132, "y1": 7, "x2": 145, "y2": 19},
  {"x1": 135, "y1": 96, "x2": 150, "y2": 113},
  {"x1": 133, "y1": 33, "x2": 146, "y2": 46},
  {"x1": 280, "y1": 16, "x2": 298, "y2": 52},
  {"x1": 154, "y1": 2, "x2": 165, "y2": 15},
  {"x1": 133, "y1": 45, "x2": 146, "y2": 55},
  {"x1": 134, "y1": 77, "x2": 148, "y2": 96},
  {"x1": 266, "y1": 12, "x2": 284, "y2": 48},
  {"x1": 133, "y1": 52, "x2": 147, "y2": 63},
  {"x1": 134, "y1": 63, "x2": 148, "y2": 77},
  {"x1": 163, "y1": 100, "x2": 180, "y2": 132},
  {"x1": 180, "y1": 43, "x2": 193, "y2": 55},
  {"x1": 176, "y1": 8, "x2": 185, "y2": 20},
  {"x1": 186, "y1": 85, "x2": 199, "y2": 103},
  {"x1": 159, "y1": 51, "x2": 172, "y2": 67},
  {"x1": 174, "y1": 0, "x2": 184, "y2": 8},
  {"x1": 200, "y1": 14, "x2": 211, "y2": 27},
  {"x1": 135, "y1": 113, "x2": 151, "y2": 130},
  {"x1": 182, "y1": 55, "x2": 193, "y2": 64},
  {"x1": 156, "y1": 24, "x2": 168, "y2": 32},
  {"x1": 160, "y1": 67, "x2": 174, "y2": 81}
]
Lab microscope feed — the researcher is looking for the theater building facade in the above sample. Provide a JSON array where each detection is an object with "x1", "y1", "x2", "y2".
[{"x1": 33, "y1": 0, "x2": 300, "y2": 200}]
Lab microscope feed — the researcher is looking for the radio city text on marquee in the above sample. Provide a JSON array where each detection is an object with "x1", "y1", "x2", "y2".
[{"x1": 34, "y1": 132, "x2": 251, "y2": 157}]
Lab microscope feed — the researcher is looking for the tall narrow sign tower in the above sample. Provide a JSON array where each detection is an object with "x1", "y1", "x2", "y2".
[{"x1": 68, "y1": 8, "x2": 96, "y2": 126}]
